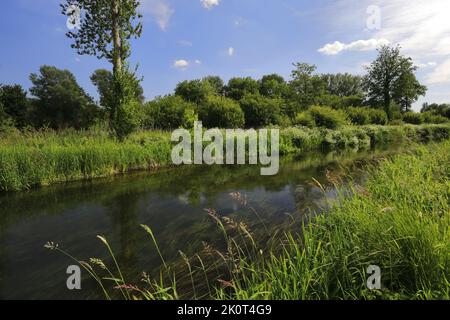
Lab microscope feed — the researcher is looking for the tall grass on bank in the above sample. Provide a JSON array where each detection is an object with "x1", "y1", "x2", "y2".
[
  {"x1": 1, "y1": 124, "x2": 450, "y2": 191},
  {"x1": 46, "y1": 141, "x2": 450, "y2": 300}
]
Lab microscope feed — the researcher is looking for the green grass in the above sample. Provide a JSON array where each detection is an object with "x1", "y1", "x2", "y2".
[
  {"x1": 46, "y1": 140, "x2": 450, "y2": 300},
  {"x1": 1, "y1": 123, "x2": 450, "y2": 191}
]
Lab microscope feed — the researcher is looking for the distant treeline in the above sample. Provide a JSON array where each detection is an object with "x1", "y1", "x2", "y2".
[{"x1": 1, "y1": 46, "x2": 449, "y2": 133}]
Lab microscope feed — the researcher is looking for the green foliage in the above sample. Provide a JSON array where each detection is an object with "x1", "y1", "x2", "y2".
[
  {"x1": 61, "y1": 0, "x2": 142, "y2": 71},
  {"x1": 225, "y1": 77, "x2": 260, "y2": 101},
  {"x1": 239, "y1": 93, "x2": 282, "y2": 127},
  {"x1": 346, "y1": 107, "x2": 370, "y2": 125},
  {"x1": 402, "y1": 112, "x2": 423, "y2": 125},
  {"x1": 308, "y1": 105, "x2": 349, "y2": 129},
  {"x1": 175, "y1": 79, "x2": 215, "y2": 104},
  {"x1": 421, "y1": 103, "x2": 450, "y2": 119},
  {"x1": 222, "y1": 142, "x2": 450, "y2": 300},
  {"x1": 0, "y1": 84, "x2": 30, "y2": 128},
  {"x1": 0, "y1": 128, "x2": 172, "y2": 191},
  {"x1": 366, "y1": 108, "x2": 388, "y2": 125},
  {"x1": 110, "y1": 68, "x2": 145, "y2": 139},
  {"x1": 202, "y1": 76, "x2": 225, "y2": 95},
  {"x1": 198, "y1": 95, "x2": 245, "y2": 128},
  {"x1": 259, "y1": 74, "x2": 287, "y2": 98},
  {"x1": 363, "y1": 45, "x2": 427, "y2": 119},
  {"x1": 294, "y1": 112, "x2": 315, "y2": 127},
  {"x1": 29, "y1": 65, "x2": 99, "y2": 129},
  {"x1": 144, "y1": 95, "x2": 197, "y2": 130},
  {"x1": 289, "y1": 63, "x2": 325, "y2": 109},
  {"x1": 320, "y1": 73, "x2": 363, "y2": 97},
  {"x1": 422, "y1": 112, "x2": 448, "y2": 124}
]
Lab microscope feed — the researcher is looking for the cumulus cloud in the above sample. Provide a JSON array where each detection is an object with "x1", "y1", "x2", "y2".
[
  {"x1": 194, "y1": 59, "x2": 202, "y2": 64},
  {"x1": 201, "y1": 0, "x2": 220, "y2": 10},
  {"x1": 141, "y1": 0, "x2": 174, "y2": 31},
  {"x1": 318, "y1": 38, "x2": 389, "y2": 55},
  {"x1": 173, "y1": 59, "x2": 189, "y2": 69},
  {"x1": 228, "y1": 47, "x2": 235, "y2": 56}
]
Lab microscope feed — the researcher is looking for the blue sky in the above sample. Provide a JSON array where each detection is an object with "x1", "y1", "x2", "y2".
[{"x1": 1, "y1": 0, "x2": 449, "y2": 111}]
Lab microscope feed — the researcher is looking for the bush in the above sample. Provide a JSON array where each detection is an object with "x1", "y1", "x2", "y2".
[
  {"x1": 308, "y1": 105, "x2": 348, "y2": 129},
  {"x1": 422, "y1": 112, "x2": 448, "y2": 124},
  {"x1": 144, "y1": 95, "x2": 197, "y2": 130},
  {"x1": 198, "y1": 95, "x2": 245, "y2": 128},
  {"x1": 366, "y1": 109, "x2": 388, "y2": 125},
  {"x1": 239, "y1": 94, "x2": 282, "y2": 128},
  {"x1": 403, "y1": 112, "x2": 423, "y2": 125},
  {"x1": 346, "y1": 107, "x2": 370, "y2": 125},
  {"x1": 294, "y1": 112, "x2": 315, "y2": 127}
]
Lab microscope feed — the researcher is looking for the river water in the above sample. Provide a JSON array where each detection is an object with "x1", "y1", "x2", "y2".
[{"x1": 0, "y1": 146, "x2": 402, "y2": 299}]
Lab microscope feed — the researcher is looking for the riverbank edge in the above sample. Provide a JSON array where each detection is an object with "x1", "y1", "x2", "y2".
[{"x1": 1, "y1": 124, "x2": 450, "y2": 192}]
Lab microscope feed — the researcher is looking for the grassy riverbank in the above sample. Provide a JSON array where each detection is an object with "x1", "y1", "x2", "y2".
[
  {"x1": 217, "y1": 140, "x2": 450, "y2": 300},
  {"x1": 1, "y1": 124, "x2": 450, "y2": 191},
  {"x1": 46, "y1": 140, "x2": 450, "y2": 300}
]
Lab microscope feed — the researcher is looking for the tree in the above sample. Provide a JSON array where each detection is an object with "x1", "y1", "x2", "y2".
[
  {"x1": 61, "y1": 0, "x2": 143, "y2": 137},
  {"x1": 0, "y1": 84, "x2": 29, "y2": 127},
  {"x1": 29, "y1": 65, "x2": 98, "y2": 129},
  {"x1": 259, "y1": 74, "x2": 287, "y2": 98},
  {"x1": 202, "y1": 76, "x2": 225, "y2": 95},
  {"x1": 198, "y1": 95, "x2": 245, "y2": 128},
  {"x1": 320, "y1": 73, "x2": 363, "y2": 97},
  {"x1": 61, "y1": 0, "x2": 142, "y2": 75},
  {"x1": 144, "y1": 95, "x2": 197, "y2": 130},
  {"x1": 394, "y1": 67, "x2": 427, "y2": 113},
  {"x1": 175, "y1": 79, "x2": 215, "y2": 104},
  {"x1": 225, "y1": 77, "x2": 260, "y2": 101},
  {"x1": 289, "y1": 63, "x2": 325, "y2": 110},
  {"x1": 91, "y1": 69, "x2": 144, "y2": 109},
  {"x1": 421, "y1": 103, "x2": 450, "y2": 118},
  {"x1": 362, "y1": 45, "x2": 426, "y2": 120},
  {"x1": 239, "y1": 93, "x2": 282, "y2": 128}
]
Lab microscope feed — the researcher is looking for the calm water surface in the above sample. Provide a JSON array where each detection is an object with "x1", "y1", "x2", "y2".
[{"x1": 0, "y1": 146, "x2": 402, "y2": 299}]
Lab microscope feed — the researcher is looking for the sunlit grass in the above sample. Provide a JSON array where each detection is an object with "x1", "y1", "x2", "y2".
[{"x1": 2, "y1": 123, "x2": 450, "y2": 191}]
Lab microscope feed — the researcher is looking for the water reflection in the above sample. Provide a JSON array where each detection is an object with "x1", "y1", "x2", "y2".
[{"x1": 0, "y1": 146, "x2": 401, "y2": 299}]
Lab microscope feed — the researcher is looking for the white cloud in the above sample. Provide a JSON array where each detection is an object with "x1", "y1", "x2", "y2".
[
  {"x1": 201, "y1": 0, "x2": 220, "y2": 10},
  {"x1": 194, "y1": 59, "x2": 202, "y2": 64},
  {"x1": 141, "y1": 0, "x2": 174, "y2": 31},
  {"x1": 228, "y1": 47, "x2": 235, "y2": 56},
  {"x1": 173, "y1": 59, "x2": 189, "y2": 69},
  {"x1": 426, "y1": 59, "x2": 450, "y2": 84},
  {"x1": 416, "y1": 61, "x2": 437, "y2": 69},
  {"x1": 318, "y1": 38, "x2": 389, "y2": 55}
]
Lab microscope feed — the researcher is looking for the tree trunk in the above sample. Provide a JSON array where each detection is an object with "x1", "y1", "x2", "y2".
[{"x1": 112, "y1": 0, "x2": 122, "y2": 76}]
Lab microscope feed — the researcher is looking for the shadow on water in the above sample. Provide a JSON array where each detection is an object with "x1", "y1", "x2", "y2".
[{"x1": 0, "y1": 144, "x2": 404, "y2": 299}]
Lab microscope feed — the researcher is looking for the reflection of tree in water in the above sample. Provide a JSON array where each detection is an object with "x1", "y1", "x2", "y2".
[{"x1": 102, "y1": 190, "x2": 142, "y2": 279}]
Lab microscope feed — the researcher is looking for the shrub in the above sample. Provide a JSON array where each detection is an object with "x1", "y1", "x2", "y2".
[
  {"x1": 346, "y1": 107, "x2": 369, "y2": 125},
  {"x1": 198, "y1": 95, "x2": 245, "y2": 128},
  {"x1": 294, "y1": 112, "x2": 315, "y2": 127},
  {"x1": 422, "y1": 112, "x2": 448, "y2": 124},
  {"x1": 366, "y1": 109, "x2": 388, "y2": 125},
  {"x1": 144, "y1": 95, "x2": 197, "y2": 130},
  {"x1": 308, "y1": 105, "x2": 348, "y2": 129},
  {"x1": 239, "y1": 93, "x2": 282, "y2": 128},
  {"x1": 403, "y1": 112, "x2": 423, "y2": 125}
]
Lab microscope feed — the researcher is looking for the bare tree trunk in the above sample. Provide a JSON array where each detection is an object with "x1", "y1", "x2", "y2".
[{"x1": 112, "y1": 0, "x2": 122, "y2": 76}]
